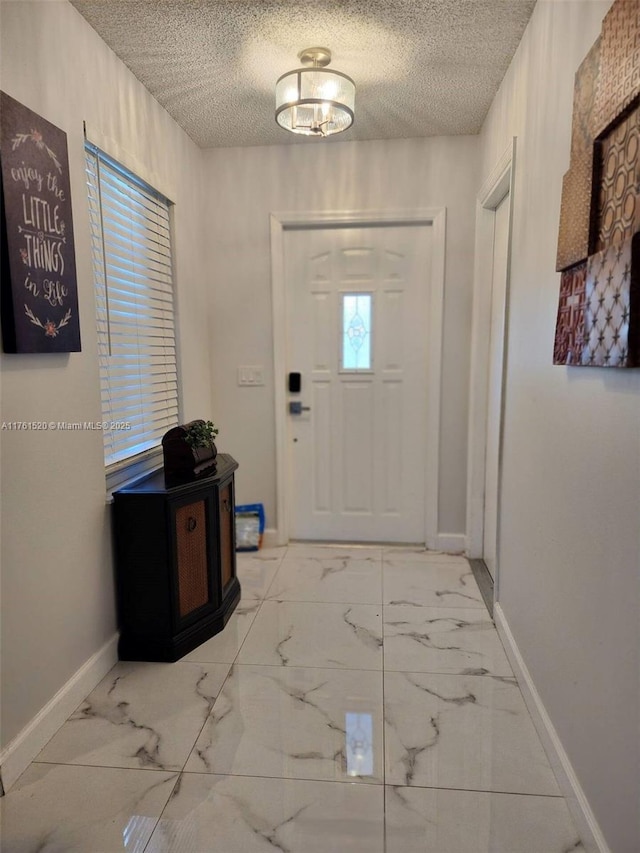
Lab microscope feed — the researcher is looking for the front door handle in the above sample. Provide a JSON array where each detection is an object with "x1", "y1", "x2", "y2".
[{"x1": 289, "y1": 401, "x2": 311, "y2": 415}]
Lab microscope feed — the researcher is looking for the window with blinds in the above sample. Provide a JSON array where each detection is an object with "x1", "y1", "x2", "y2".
[{"x1": 85, "y1": 144, "x2": 178, "y2": 469}]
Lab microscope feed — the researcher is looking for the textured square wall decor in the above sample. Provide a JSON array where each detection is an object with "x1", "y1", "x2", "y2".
[
  {"x1": 553, "y1": 0, "x2": 640, "y2": 368},
  {"x1": 556, "y1": 39, "x2": 601, "y2": 272},
  {"x1": 553, "y1": 263, "x2": 587, "y2": 365},
  {"x1": 0, "y1": 92, "x2": 81, "y2": 352},
  {"x1": 592, "y1": 0, "x2": 640, "y2": 139},
  {"x1": 580, "y1": 234, "x2": 639, "y2": 367},
  {"x1": 596, "y1": 103, "x2": 640, "y2": 252}
]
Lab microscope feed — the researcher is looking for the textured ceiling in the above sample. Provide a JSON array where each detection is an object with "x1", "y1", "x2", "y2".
[{"x1": 69, "y1": 0, "x2": 537, "y2": 148}]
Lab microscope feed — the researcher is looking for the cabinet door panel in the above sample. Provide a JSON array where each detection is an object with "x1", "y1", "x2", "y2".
[{"x1": 175, "y1": 499, "x2": 210, "y2": 617}]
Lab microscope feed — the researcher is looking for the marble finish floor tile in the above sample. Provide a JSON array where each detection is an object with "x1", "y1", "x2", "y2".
[
  {"x1": 383, "y1": 560, "x2": 485, "y2": 608},
  {"x1": 185, "y1": 665, "x2": 383, "y2": 783},
  {"x1": 385, "y1": 786, "x2": 584, "y2": 853},
  {"x1": 384, "y1": 605, "x2": 513, "y2": 675},
  {"x1": 4, "y1": 544, "x2": 585, "y2": 852},
  {"x1": 384, "y1": 671, "x2": 559, "y2": 795},
  {"x1": 182, "y1": 600, "x2": 261, "y2": 663},
  {"x1": 36, "y1": 661, "x2": 232, "y2": 771},
  {"x1": 1, "y1": 762, "x2": 178, "y2": 853},
  {"x1": 236, "y1": 548, "x2": 286, "y2": 599},
  {"x1": 383, "y1": 546, "x2": 467, "y2": 565},
  {"x1": 267, "y1": 553, "x2": 383, "y2": 604},
  {"x1": 237, "y1": 600, "x2": 383, "y2": 669},
  {"x1": 286, "y1": 543, "x2": 383, "y2": 561},
  {"x1": 145, "y1": 773, "x2": 385, "y2": 853}
]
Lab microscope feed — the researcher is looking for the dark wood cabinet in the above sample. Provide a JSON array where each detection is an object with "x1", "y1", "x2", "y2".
[{"x1": 112, "y1": 454, "x2": 240, "y2": 662}]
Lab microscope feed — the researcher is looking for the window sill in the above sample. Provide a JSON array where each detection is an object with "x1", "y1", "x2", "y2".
[{"x1": 105, "y1": 447, "x2": 164, "y2": 501}]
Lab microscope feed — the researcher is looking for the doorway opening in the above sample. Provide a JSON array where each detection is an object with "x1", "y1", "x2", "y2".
[{"x1": 466, "y1": 139, "x2": 516, "y2": 603}]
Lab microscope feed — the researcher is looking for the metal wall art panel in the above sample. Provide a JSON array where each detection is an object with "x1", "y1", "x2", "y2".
[
  {"x1": 553, "y1": 0, "x2": 640, "y2": 367},
  {"x1": 556, "y1": 39, "x2": 601, "y2": 272},
  {"x1": 592, "y1": 0, "x2": 640, "y2": 139},
  {"x1": 580, "y1": 234, "x2": 639, "y2": 367},
  {"x1": 553, "y1": 262, "x2": 588, "y2": 366},
  {"x1": 596, "y1": 103, "x2": 640, "y2": 252}
]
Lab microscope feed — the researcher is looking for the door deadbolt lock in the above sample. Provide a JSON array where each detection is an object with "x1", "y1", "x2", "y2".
[{"x1": 289, "y1": 401, "x2": 311, "y2": 415}]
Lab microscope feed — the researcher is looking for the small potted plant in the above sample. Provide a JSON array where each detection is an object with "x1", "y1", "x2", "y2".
[
  {"x1": 162, "y1": 419, "x2": 219, "y2": 485},
  {"x1": 184, "y1": 420, "x2": 219, "y2": 452}
]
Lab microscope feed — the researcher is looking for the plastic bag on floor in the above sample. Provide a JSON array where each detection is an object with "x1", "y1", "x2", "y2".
[{"x1": 235, "y1": 503, "x2": 265, "y2": 551}]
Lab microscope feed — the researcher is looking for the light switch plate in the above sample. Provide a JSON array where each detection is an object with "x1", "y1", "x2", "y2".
[{"x1": 238, "y1": 365, "x2": 265, "y2": 386}]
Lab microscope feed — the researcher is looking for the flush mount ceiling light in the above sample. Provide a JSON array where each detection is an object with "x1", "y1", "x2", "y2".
[{"x1": 275, "y1": 47, "x2": 355, "y2": 138}]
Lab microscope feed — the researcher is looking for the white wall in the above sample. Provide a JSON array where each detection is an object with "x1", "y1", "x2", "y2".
[
  {"x1": 0, "y1": 1, "x2": 209, "y2": 751},
  {"x1": 480, "y1": 1, "x2": 639, "y2": 851},
  {"x1": 203, "y1": 136, "x2": 479, "y2": 539}
]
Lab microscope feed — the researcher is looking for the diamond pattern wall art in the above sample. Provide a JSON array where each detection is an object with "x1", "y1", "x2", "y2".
[{"x1": 553, "y1": 0, "x2": 640, "y2": 368}]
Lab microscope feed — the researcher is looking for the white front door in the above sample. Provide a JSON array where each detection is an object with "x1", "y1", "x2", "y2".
[
  {"x1": 284, "y1": 224, "x2": 432, "y2": 542},
  {"x1": 483, "y1": 192, "x2": 510, "y2": 579}
]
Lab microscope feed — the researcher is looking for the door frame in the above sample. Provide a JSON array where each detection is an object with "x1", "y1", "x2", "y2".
[
  {"x1": 466, "y1": 139, "x2": 517, "y2": 599},
  {"x1": 270, "y1": 207, "x2": 447, "y2": 547}
]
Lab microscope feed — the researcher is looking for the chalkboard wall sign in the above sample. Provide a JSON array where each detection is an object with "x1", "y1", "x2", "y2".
[{"x1": 1, "y1": 92, "x2": 81, "y2": 352}]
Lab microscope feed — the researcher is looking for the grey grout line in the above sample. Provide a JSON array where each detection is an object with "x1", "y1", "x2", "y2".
[
  {"x1": 141, "y1": 770, "x2": 182, "y2": 853},
  {"x1": 25, "y1": 760, "x2": 566, "y2": 800},
  {"x1": 383, "y1": 782, "x2": 566, "y2": 798}
]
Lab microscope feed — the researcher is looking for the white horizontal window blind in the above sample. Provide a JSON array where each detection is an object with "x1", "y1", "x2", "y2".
[{"x1": 85, "y1": 144, "x2": 178, "y2": 468}]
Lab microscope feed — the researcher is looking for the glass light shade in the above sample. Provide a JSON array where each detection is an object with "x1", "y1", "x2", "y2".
[{"x1": 275, "y1": 68, "x2": 355, "y2": 136}]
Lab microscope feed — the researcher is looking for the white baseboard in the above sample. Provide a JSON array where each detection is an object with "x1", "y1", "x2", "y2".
[
  {"x1": 262, "y1": 527, "x2": 280, "y2": 549},
  {"x1": 0, "y1": 633, "x2": 119, "y2": 793},
  {"x1": 494, "y1": 604, "x2": 611, "y2": 853},
  {"x1": 267, "y1": 530, "x2": 467, "y2": 553},
  {"x1": 426, "y1": 532, "x2": 467, "y2": 554}
]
